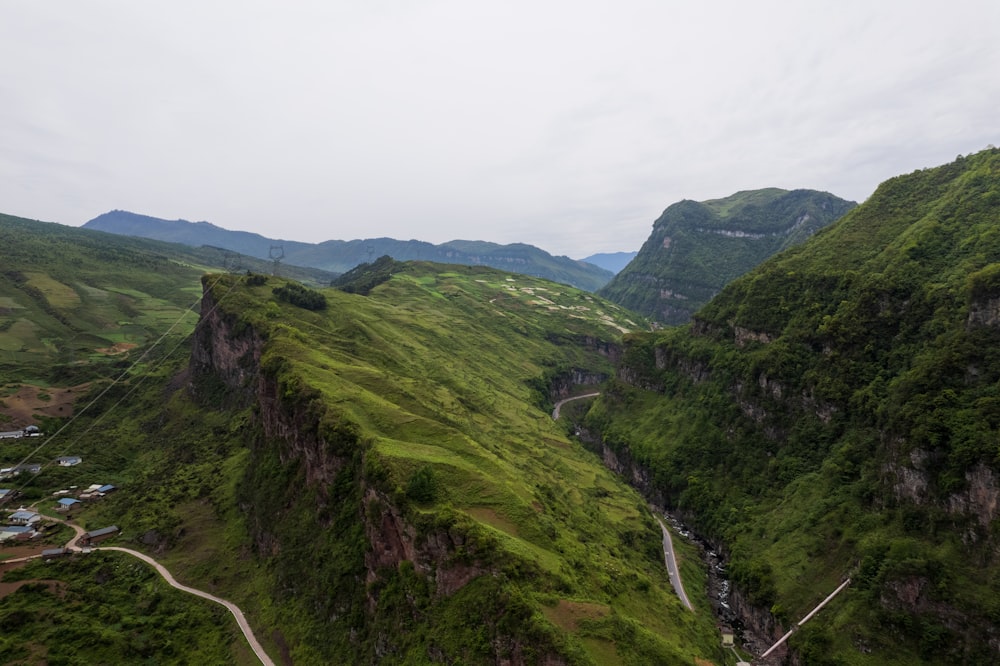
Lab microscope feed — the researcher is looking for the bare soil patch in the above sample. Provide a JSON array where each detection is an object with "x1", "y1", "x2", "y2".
[
  {"x1": 0, "y1": 576, "x2": 64, "y2": 600},
  {"x1": 0, "y1": 544, "x2": 48, "y2": 561},
  {"x1": 0, "y1": 543, "x2": 62, "y2": 600},
  {"x1": 0, "y1": 383, "x2": 89, "y2": 425},
  {"x1": 95, "y1": 342, "x2": 137, "y2": 355}
]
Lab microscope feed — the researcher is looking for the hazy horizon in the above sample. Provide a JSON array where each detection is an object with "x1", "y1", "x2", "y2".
[{"x1": 4, "y1": 1, "x2": 999, "y2": 257}]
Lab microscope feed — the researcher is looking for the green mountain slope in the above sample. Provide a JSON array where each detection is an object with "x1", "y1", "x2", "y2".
[
  {"x1": 584, "y1": 149, "x2": 1000, "y2": 663},
  {"x1": 174, "y1": 266, "x2": 726, "y2": 663},
  {"x1": 83, "y1": 210, "x2": 615, "y2": 291},
  {"x1": 599, "y1": 188, "x2": 855, "y2": 324},
  {"x1": 0, "y1": 238, "x2": 725, "y2": 663},
  {"x1": 0, "y1": 213, "x2": 335, "y2": 386}
]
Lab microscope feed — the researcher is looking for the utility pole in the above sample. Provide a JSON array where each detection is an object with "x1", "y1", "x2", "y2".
[{"x1": 269, "y1": 245, "x2": 284, "y2": 276}]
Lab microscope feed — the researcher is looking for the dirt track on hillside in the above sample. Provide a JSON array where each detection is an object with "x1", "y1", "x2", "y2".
[{"x1": 0, "y1": 543, "x2": 54, "y2": 599}]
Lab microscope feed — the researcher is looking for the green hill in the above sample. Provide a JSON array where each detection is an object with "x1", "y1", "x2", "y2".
[
  {"x1": 174, "y1": 266, "x2": 724, "y2": 663},
  {"x1": 5, "y1": 149, "x2": 1000, "y2": 664},
  {"x1": 584, "y1": 149, "x2": 1000, "y2": 663},
  {"x1": 83, "y1": 210, "x2": 615, "y2": 291},
  {"x1": 0, "y1": 232, "x2": 726, "y2": 664},
  {"x1": 0, "y1": 213, "x2": 335, "y2": 388},
  {"x1": 599, "y1": 188, "x2": 855, "y2": 324}
]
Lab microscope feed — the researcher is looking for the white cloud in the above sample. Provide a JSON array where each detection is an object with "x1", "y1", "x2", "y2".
[{"x1": 2, "y1": 0, "x2": 999, "y2": 257}]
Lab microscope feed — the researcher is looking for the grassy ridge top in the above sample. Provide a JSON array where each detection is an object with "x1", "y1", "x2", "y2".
[{"x1": 202, "y1": 264, "x2": 723, "y2": 663}]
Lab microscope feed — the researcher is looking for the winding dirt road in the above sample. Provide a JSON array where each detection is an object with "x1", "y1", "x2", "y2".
[
  {"x1": 3, "y1": 514, "x2": 274, "y2": 666},
  {"x1": 97, "y1": 546, "x2": 275, "y2": 666}
]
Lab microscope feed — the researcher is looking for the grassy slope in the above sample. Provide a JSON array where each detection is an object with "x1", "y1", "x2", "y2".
[
  {"x1": 192, "y1": 265, "x2": 724, "y2": 664},
  {"x1": 586, "y1": 149, "x2": 1000, "y2": 664},
  {"x1": 0, "y1": 251, "x2": 723, "y2": 664},
  {"x1": 0, "y1": 213, "x2": 334, "y2": 664},
  {"x1": 0, "y1": 213, "x2": 204, "y2": 381},
  {"x1": 0, "y1": 213, "x2": 335, "y2": 387},
  {"x1": 0, "y1": 554, "x2": 247, "y2": 665}
]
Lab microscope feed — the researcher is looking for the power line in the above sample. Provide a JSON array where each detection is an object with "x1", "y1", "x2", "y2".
[{"x1": 4, "y1": 274, "x2": 241, "y2": 496}]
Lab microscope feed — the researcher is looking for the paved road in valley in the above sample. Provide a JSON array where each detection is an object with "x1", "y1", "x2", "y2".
[
  {"x1": 551, "y1": 392, "x2": 601, "y2": 419},
  {"x1": 548, "y1": 401, "x2": 695, "y2": 612},
  {"x1": 656, "y1": 517, "x2": 694, "y2": 611}
]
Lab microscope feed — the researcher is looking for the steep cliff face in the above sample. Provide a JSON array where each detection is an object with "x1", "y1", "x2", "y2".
[
  {"x1": 585, "y1": 150, "x2": 1000, "y2": 664},
  {"x1": 886, "y1": 451, "x2": 1000, "y2": 532},
  {"x1": 593, "y1": 335, "x2": 996, "y2": 664},
  {"x1": 599, "y1": 188, "x2": 855, "y2": 324},
  {"x1": 188, "y1": 287, "x2": 264, "y2": 405},
  {"x1": 362, "y1": 485, "x2": 488, "y2": 598},
  {"x1": 187, "y1": 276, "x2": 580, "y2": 664},
  {"x1": 573, "y1": 422, "x2": 796, "y2": 663}
]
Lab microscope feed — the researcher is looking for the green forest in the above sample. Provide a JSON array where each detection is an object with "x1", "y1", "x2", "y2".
[
  {"x1": 599, "y1": 188, "x2": 856, "y2": 325},
  {"x1": 587, "y1": 148, "x2": 1000, "y2": 663}
]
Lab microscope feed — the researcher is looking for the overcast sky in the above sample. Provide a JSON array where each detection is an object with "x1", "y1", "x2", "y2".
[{"x1": 3, "y1": 1, "x2": 998, "y2": 258}]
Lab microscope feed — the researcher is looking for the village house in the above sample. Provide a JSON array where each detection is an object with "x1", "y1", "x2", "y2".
[
  {"x1": 0, "y1": 425, "x2": 41, "y2": 440},
  {"x1": 0, "y1": 463, "x2": 43, "y2": 478},
  {"x1": 79, "y1": 483, "x2": 116, "y2": 500},
  {"x1": 79, "y1": 525, "x2": 119, "y2": 546},
  {"x1": 56, "y1": 497, "x2": 81, "y2": 512},
  {"x1": 8, "y1": 509, "x2": 41, "y2": 526},
  {"x1": 0, "y1": 525, "x2": 36, "y2": 542},
  {"x1": 56, "y1": 456, "x2": 82, "y2": 466}
]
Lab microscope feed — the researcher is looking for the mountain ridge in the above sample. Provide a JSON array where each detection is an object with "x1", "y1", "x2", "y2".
[
  {"x1": 598, "y1": 188, "x2": 856, "y2": 324},
  {"x1": 584, "y1": 148, "x2": 1000, "y2": 663},
  {"x1": 83, "y1": 210, "x2": 615, "y2": 292},
  {"x1": 579, "y1": 251, "x2": 637, "y2": 274},
  {"x1": 4, "y1": 149, "x2": 1000, "y2": 663}
]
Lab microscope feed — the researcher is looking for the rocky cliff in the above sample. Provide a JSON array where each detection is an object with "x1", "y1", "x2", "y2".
[
  {"x1": 583, "y1": 150, "x2": 1000, "y2": 664},
  {"x1": 598, "y1": 188, "x2": 855, "y2": 324},
  {"x1": 187, "y1": 278, "x2": 571, "y2": 664}
]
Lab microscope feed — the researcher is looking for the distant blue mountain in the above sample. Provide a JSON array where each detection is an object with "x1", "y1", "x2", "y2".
[
  {"x1": 84, "y1": 210, "x2": 614, "y2": 291},
  {"x1": 579, "y1": 251, "x2": 638, "y2": 274}
]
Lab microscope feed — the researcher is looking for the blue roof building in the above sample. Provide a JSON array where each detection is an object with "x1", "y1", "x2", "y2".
[{"x1": 9, "y1": 510, "x2": 40, "y2": 525}]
